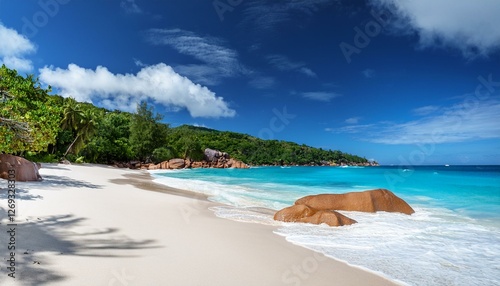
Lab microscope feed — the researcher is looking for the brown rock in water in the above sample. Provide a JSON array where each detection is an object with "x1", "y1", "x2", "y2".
[
  {"x1": 236, "y1": 161, "x2": 250, "y2": 169},
  {"x1": 274, "y1": 204, "x2": 356, "y2": 227},
  {"x1": 274, "y1": 204, "x2": 316, "y2": 222},
  {"x1": 168, "y1": 158, "x2": 185, "y2": 169},
  {"x1": 303, "y1": 210, "x2": 357, "y2": 226},
  {"x1": 227, "y1": 158, "x2": 250, "y2": 169},
  {"x1": 0, "y1": 154, "x2": 43, "y2": 182},
  {"x1": 295, "y1": 189, "x2": 415, "y2": 215}
]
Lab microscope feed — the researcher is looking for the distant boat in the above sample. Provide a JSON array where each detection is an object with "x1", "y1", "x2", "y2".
[{"x1": 445, "y1": 164, "x2": 450, "y2": 167}]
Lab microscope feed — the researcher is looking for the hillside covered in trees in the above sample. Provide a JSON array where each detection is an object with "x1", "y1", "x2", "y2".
[
  {"x1": 1, "y1": 65, "x2": 373, "y2": 166},
  {"x1": 166, "y1": 125, "x2": 370, "y2": 166}
]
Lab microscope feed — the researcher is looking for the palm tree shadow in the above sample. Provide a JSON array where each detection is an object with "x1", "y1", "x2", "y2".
[
  {"x1": 25, "y1": 175, "x2": 103, "y2": 189},
  {"x1": 0, "y1": 187, "x2": 43, "y2": 201},
  {"x1": 0, "y1": 208, "x2": 158, "y2": 285},
  {"x1": 0, "y1": 174, "x2": 102, "y2": 202}
]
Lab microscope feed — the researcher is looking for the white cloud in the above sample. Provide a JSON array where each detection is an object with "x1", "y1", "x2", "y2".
[
  {"x1": 120, "y1": 0, "x2": 142, "y2": 14},
  {"x1": 241, "y1": 0, "x2": 334, "y2": 32},
  {"x1": 302, "y1": 91, "x2": 341, "y2": 102},
  {"x1": 412, "y1": 105, "x2": 440, "y2": 116},
  {"x1": 335, "y1": 98, "x2": 500, "y2": 144},
  {"x1": 133, "y1": 58, "x2": 146, "y2": 67},
  {"x1": 173, "y1": 65, "x2": 225, "y2": 86},
  {"x1": 145, "y1": 29, "x2": 246, "y2": 85},
  {"x1": 372, "y1": 100, "x2": 500, "y2": 144},
  {"x1": 329, "y1": 124, "x2": 374, "y2": 134},
  {"x1": 362, "y1": 69, "x2": 375, "y2": 78},
  {"x1": 192, "y1": 123, "x2": 210, "y2": 128},
  {"x1": 39, "y1": 63, "x2": 236, "y2": 118},
  {"x1": 345, "y1": 117, "x2": 361, "y2": 124},
  {"x1": 369, "y1": 0, "x2": 500, "y2": 58},
  {"x1": 2, "y1": 57, "x2": 34, "y2": 72},
  {"x1": 0, "y1": 23, "x2": 36, "y2": 72},
  {"x1": 300, "y1": 67, "x2": 316, "y2": 77},
  {"x1": 267, "y1": 54, "x2": 316, "y2": 77}
]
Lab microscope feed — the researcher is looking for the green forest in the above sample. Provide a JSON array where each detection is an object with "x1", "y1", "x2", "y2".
[{"x1": 0, "y1": 65, "x2": 372, "y2": 166}]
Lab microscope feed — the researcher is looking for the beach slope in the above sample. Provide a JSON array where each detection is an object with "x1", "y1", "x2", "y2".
[{"x1": 0, "y1": 164, "x2": 397, "y2": 285}]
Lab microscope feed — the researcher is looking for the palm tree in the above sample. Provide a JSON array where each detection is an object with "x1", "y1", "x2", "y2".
[
  {"x1": 62, "y1": 99, "x2": 99, "y2": 157},
  {"x1": 61, "y1": 98, "x2": 83, "y2": 132}
]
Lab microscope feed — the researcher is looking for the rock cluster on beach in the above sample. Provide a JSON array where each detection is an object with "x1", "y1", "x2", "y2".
[
  {"x1": 0, "y1": 154, "x2": 43, "y2": 181},
  {"x1": 117, "y1": 148, "x2": 249, "y2": 170},
  {"x1": 274, "y1": 189, "x2": 414, "y2": 227}
]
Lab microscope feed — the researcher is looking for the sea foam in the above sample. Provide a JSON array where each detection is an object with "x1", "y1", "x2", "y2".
[{"x1": 151, "y1": 166, "x2": 500, "y2": 286}]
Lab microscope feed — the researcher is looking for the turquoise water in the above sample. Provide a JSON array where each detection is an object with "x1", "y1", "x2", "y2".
[{"x1": 152, "y1": 166, "x2": 500, "y2": 286}]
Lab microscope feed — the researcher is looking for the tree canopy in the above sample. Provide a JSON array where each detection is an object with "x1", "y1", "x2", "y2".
[
  {"x1": 129, "y1": 101, "x2": 169, "y2": 162},
  {"x1": 0, "y1": 65, "x2": 61, "y2": 154},
  {"x1": 166, "y1": 125, "x2": 368, "y2": 165}
]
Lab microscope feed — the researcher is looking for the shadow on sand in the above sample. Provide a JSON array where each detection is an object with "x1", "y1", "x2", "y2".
[
  {"x1": 0, "y1": 208, "x2": 158, "y2": 285},
  {"x1": 0, "y1": 187, "x2": 44, "y2": 201},
  {"x1": 30, "y1": 175, "x2": 103, "y2": 189}
]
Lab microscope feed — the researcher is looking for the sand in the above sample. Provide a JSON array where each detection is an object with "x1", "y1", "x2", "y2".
[{"x1": 0, "y1": 163, "x2": 398, "y2": 285}]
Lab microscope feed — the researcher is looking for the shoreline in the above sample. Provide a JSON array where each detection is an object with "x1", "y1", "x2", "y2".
[
  {"x1": 0, "y1": 163, "x2": 398, "y2": 285},
  {"x1": 116, "y1": 165, "x2": 404, "y2": 285},
  {"x1": 147, "y1": 168, "x2": 405, "y2": 285}
]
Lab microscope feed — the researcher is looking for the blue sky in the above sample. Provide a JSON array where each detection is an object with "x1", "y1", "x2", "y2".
[{"x1": 1, "y1": 0, "x2": 499, "y2": 164}]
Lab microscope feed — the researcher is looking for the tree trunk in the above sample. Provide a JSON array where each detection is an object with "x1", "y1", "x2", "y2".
[{"x1": 64, "y1": 134, "x2": 80, "y2": 157}]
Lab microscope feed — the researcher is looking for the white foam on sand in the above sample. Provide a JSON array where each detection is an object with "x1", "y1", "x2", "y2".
[
  {"x1": 274, "y1": 208, "x2": 500, "y2": 286},
  {"x1": 152, "y1": 175, "x2": 292, "y2": 210},
  {"x1": 153, "y1": 172, "x2": 500, "y2": 286}
]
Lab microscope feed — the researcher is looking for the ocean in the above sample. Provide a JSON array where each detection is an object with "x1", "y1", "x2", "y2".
[{"x1": 151, "y1": 165, "x2": 500, "y2": 286}]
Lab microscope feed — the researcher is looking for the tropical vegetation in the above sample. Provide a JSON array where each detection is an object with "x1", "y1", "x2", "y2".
[{"x1": 0, "y1": 65, "x2": 372, "y2": 166}]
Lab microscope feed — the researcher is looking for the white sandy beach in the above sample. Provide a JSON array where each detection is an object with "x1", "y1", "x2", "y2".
[{"x1": 0, "y1": 164, "x2": 397, "y2": 285}]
